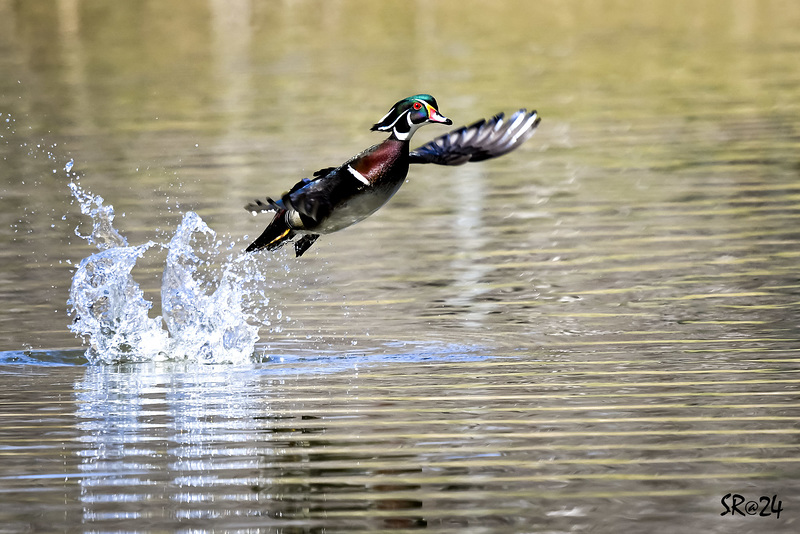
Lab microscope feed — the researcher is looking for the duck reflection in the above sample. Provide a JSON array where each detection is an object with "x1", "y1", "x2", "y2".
[{"x1": 74, "y1": 362, "x2": 427, "y2": 530}]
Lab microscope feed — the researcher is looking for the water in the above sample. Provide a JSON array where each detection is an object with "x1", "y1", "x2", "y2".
[
  {"x1": 2, "y1": 1, "x2": 800, "y2": 532},
  {"x1": 60, "y1": 158, "x2": 264, "y2": 364}
]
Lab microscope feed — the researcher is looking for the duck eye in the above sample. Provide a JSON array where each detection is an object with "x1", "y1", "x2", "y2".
[{"x1": 412, "y1": 102, "x2": 423, "y2": 111}]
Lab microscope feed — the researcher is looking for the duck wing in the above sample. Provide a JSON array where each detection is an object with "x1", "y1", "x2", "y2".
[
  {"x1": 409, "y1": 109, "x2": 540, "y2": 166},
  {"x1": 244, "y1": 167, "x2": 337, "y2": 213}
]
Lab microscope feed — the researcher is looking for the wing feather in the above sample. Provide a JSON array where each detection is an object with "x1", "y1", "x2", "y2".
[{"x1": 410, "y1": 109, "x2": 540, "y2": 166}]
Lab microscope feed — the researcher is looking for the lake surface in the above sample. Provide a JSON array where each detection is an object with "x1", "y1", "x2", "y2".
[{"x1": 1, "y1": 1, "x2": 799, "y2": 532}]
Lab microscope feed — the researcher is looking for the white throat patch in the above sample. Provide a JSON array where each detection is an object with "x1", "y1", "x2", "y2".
[{"x1": 392, "y1": 112, "x2": 424, "y2": 141}]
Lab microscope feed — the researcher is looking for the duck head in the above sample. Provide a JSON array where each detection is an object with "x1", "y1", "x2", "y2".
[{"x1": 371, "y1": 94, "x2": 452, "y2": 141}]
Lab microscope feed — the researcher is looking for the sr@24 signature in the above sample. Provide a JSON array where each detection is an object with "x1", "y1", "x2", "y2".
[{"x1": 720, "y1": 494, "x2": 783, "y2": 518}]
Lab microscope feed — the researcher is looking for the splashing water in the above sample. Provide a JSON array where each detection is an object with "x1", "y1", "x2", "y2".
[
  {"x1": 67, "y1": 180, "x2": 127, "y2": 250},
  {"x1": 69, "y1": 242, "x2": 170, "y2": 362},
  {"x1": 66, "y1": 161, "x2": 265, "y2": 364},
  {"x1": 159, "y1": 212, "x2": 261, "y2": 363}
]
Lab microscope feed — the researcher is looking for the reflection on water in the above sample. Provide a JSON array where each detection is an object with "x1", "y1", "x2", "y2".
[
  {"x1": 0, "y1": 343, "x2": 798, "y2": 531},
  {"x1": 76, "y1": 363, "x2": 265, "y2": 525},
  {"x1": 72, "y1": 350, "x2": 455, "y2": 529}
]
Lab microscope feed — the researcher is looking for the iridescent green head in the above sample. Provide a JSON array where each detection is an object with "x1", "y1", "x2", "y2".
[{"x1": 371, "y1": 94, "x2": 452, "y2": 141}]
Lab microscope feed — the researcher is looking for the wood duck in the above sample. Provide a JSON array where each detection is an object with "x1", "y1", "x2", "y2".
[{"x1": 245, "y1": 94, "x2": 540, "y2": 257}]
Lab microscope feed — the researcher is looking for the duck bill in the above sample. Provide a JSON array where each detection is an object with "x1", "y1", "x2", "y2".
[{"x1": 428, "y1": 108, "x2": 453, "y2": 125}]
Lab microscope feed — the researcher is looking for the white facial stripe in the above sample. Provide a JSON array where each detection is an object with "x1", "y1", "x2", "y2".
[
  {"x1": 380, "y1": 109, "x2": 407, "y2": 131},
  {"x1": 376, "y1": 108, "x2": 394, "y2": 124},
  {"x1": 392, "y1": 111, "x2": 422, "y2": 141},
  {"x1": 376, "y1": 108, "x2": 398, "y2": 130},
  {"x1": 415, "y1": 99, "x2": 446, "y2": 123},
  {"x1": 380, "y1": 99, "x2": 427, "y2": 132},
  {"x1": 347, "y1": 165, "x2": 371, "y2": 186},
  {"x1": 416, "y1": 99, "x2": 432, "y2": 116}
]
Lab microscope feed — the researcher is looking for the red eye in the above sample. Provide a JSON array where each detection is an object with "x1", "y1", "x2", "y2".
[{"x1": 412, "y1": 102, "x2": 423, "y2": 110}]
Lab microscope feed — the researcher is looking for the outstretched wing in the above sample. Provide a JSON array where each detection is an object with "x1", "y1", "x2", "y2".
[{"x1": 409, "y1": 109, "x2": 540, "y2": 166}]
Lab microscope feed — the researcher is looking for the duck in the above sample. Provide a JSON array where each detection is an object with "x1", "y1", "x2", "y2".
[{"x1": 244, "y1": 94, "x2": 540, "y2": 257}]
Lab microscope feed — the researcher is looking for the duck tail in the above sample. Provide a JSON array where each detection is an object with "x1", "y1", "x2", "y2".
[{"x1": 245, "y1": 209, "x2": 295, "y2": 253}]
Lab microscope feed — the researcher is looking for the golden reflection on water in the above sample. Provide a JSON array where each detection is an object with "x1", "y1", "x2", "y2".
[{"x1": 1, "y1": 0, "x2": 800, "y2": 532}]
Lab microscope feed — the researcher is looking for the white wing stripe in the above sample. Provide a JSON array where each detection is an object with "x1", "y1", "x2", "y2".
[{"x1": 347, "y1": 165, "x2": 371, "y2": 186}]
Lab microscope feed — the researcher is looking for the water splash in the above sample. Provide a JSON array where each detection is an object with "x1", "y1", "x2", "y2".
[
  {"x1": 66, "y1": 161, "x2": 265, "y2": 364},
  {"x1": 69, "y1": 242, "x2": 170, "y2": 362},
  {"x1": 67, "y1": 180, "x2": 127, "y2": 250},
  {"x1": 160, "y1": 212, "x2": 260, "y2": 363}
]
